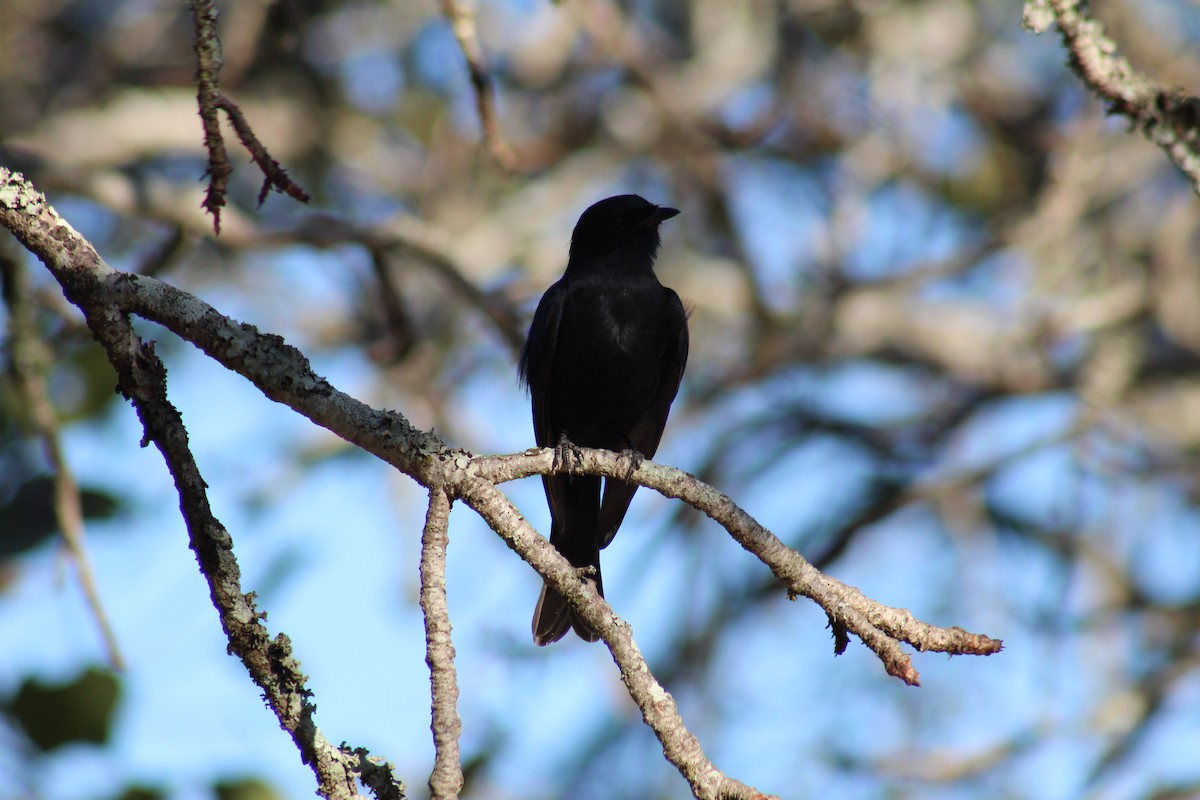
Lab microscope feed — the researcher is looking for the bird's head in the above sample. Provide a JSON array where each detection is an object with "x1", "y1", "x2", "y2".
[{"x1": 568, "y1": 194, "x2": 680, "y2": 270}]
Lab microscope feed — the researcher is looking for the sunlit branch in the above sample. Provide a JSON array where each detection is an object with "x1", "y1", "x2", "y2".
[
  {"x1": 2, "y1": 166, "x2": 999, "y2": 799},
  {"x1": 420, "y1": 488, "x2": 464, "y2": 800},
  {"x1": 474, "y1": 448, "x2": 1004, "y2": 685},
  {"x1": 0, "y1": 167, "x2": 403, "y2": 800},
  {"x1": 455, "y1": 476, "x2": 777, "y2": 800},
  {"x1": 1, "y1": 167, "x2": 779, "y2": 799},
  {"x1": 1027, "y1": 0, "x2": 1200, "y2": 194}
]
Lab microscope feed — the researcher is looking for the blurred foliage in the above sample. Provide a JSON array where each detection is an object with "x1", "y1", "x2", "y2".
[
  {"x1": 4, "y1": 667, "x2": 119, "y2": 751},
  {"x1": 0, "y1": 669, "x2": 277, "y2": 800},
  {"x1": 111, "y1": 789, "x2": 167, "y2": 800},
  {"x1": 3, "y1": 0, "x2": 1200, "y2": 798},
  {"x1": 213, "y1": 777, "x2": 283, "y2": 800},
  {"x1": 0, "y1": 476, "x2": 119, "y2": 563}
]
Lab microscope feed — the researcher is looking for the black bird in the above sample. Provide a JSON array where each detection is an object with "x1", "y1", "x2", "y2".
[{"x1": 518, "y1": 194, "x2": 689, "y2": 645}]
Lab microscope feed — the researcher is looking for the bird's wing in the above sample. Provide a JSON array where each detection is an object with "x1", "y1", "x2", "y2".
[
  {"x1": 519, "y1": 279, "x2": 567, "y2": 448},
  {"x1": 523, "y1": 279, "x2": 606, "y2": 643},
  {"x1": 520, "y1": 279, "x2": 582, "y2": 552},
  {"x1": 597, "y1": 288, "x2": 689, "y2": 548}
]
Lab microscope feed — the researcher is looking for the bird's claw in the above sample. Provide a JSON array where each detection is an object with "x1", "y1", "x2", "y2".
[
  {"x1": 618, "y1": 447, "x2": 644, "y2": 482},
  {"x1": 553, "y1": 433, "x2": 585, "y2": 476}
]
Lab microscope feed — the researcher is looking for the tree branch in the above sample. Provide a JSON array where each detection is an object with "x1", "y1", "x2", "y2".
[
  {"x1": 1, "y1": 166, "x2": 1000, "y2": 800},
  {"x1": 473, "y1": 448, "x2": 1004, "y2": 686},
  {"x1": 188, "y1": 0, "x2": 310, "y2": 233},
  {"x1": 0, "y1": 249, "x2": 124, "y2": 670},
  {"x1": 453, "y1": 474, "x2": 776, "y2": 800},
  {"x1": 1027, "y1": 0, "x2": 1200, "y2": 194},
  {"x1": 438, "y1": 0, "x2": 518, "y2": 171},
  {"x1": 0, "y1": 167, "x2": 403, "y2": 800},
  {"x1": 420, "y1": 488, "x2": 464, "y2": 799}
]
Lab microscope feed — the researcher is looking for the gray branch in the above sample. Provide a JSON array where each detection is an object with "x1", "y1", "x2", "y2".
[
  {"x1": 2, "y1": 166, "x2": 1000, "y2": 800},
  {"x1": 1027, "y1": 0, "x2": 1200, "y2": 194},
  {"x1": 420, "y1": 488, "x2": 464, "y2": 799}
]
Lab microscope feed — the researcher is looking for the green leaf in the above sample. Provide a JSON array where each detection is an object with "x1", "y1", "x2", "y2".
[
  {"x1": 214, "y1": 777, "x2": 282, "y2": 800},
  {"x1": 5, "y1": 667, "x2": 121, "y2": 752}
]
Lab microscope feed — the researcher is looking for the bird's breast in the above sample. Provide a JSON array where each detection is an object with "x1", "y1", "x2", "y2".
[
  {"x1": 568, "y1": 282, "x2": 668, "y2": 355},
  {"x1": 547, "y1": 279, "x2": 674, "y2": 437}
]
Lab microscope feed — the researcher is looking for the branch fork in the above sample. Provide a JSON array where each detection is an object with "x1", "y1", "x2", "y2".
[{"x1": 2, "y1": 167, "x2": 1001, "y2": 800}]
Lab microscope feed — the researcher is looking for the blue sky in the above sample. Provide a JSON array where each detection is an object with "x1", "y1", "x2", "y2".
[
  {"x1": 4, "y1": 0, "x2": 1200, "y2": 796},
  {"x1": 3, "y1": 174, "x2": 1195, "y2": 800}
]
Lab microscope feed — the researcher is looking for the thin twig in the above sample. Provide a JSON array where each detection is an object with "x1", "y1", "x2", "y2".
[
  {"x1": 438, "y1": 0, "x2": 518, "y2": 170},
  {"x1": 0, "y1": 251, "x2": 125, "y2": 671},
  {"x1": 2, "y1": 166, "x2": 1000, "y2": 800},
  {"x1": 420, "y1": 488, "x2": 464, "y2": 800},
  {"x1": 188, "y1": 0, "x2": 232, "y2": 232},
  {"x1": 188, "y1": 0, "x2": 310, "y2": 234},
  {"x1": 215, "y1": 95, "x2": 311, "y2": 207}
]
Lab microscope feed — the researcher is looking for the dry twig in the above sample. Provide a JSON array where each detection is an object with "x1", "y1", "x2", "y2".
[
  {"x1": 438, "y1": 0, "x2": 518, "y2": 170},
  {"x1": 188, "y1": 0, "x2": 310, "y2": 233},
  {"x1": 2, "y1": 167, "x2": 1001, "y2": 800}
]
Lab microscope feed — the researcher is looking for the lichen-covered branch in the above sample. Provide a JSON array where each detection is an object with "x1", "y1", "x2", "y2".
[
  {"x1": 1027, "y1": 0, "x2": 1200, "y2": 193},
  {"x1": 419, "y1": 488, "x2": 464, "y2": 800},
  {"x1": 0, "y1": 167, "x2": 403, "y2": 800},
  {"x1": 454, "y1": 475, "x2": 776, "y2": 800},
  {"x1": 472, "y1": 448, "x2": 1004, "y2": 687},
  {"x1": 1, "y1": 166, "x2": 999, "y2": 800}
]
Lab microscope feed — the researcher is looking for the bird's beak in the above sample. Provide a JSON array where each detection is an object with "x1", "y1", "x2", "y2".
[{"x1": 646, "y1": 206, "x2": 680, "y2": 226}]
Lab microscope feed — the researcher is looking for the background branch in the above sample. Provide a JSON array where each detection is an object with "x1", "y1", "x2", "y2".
[
  {"x1": 188, "y1": 0, "x2": 231, "y2": 230},
  {"x1": 438, "y1": 0, "x2": 518, "y2": 171},
  {"x1": 0, "y1": 165, "x2": 998, "y2": 799},
  {"x1": 0, "y1": 249, "x2": 123, "y2": 670}
]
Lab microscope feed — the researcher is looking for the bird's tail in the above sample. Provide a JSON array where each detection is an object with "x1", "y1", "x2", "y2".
[
  {"x1": 532, "y1": 474, "x2": 604, "y2": 646},
  {"x1": 532, "y1": 566, "x2": 603, "y2": 646}
]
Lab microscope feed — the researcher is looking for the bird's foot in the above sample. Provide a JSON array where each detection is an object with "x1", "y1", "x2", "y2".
[
  {"x1": 617, "y1": 447, "x2": 644, "y2": 482},
  {"x1": 553, "y1": 433, "x2": 585, "y2": 476}
]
